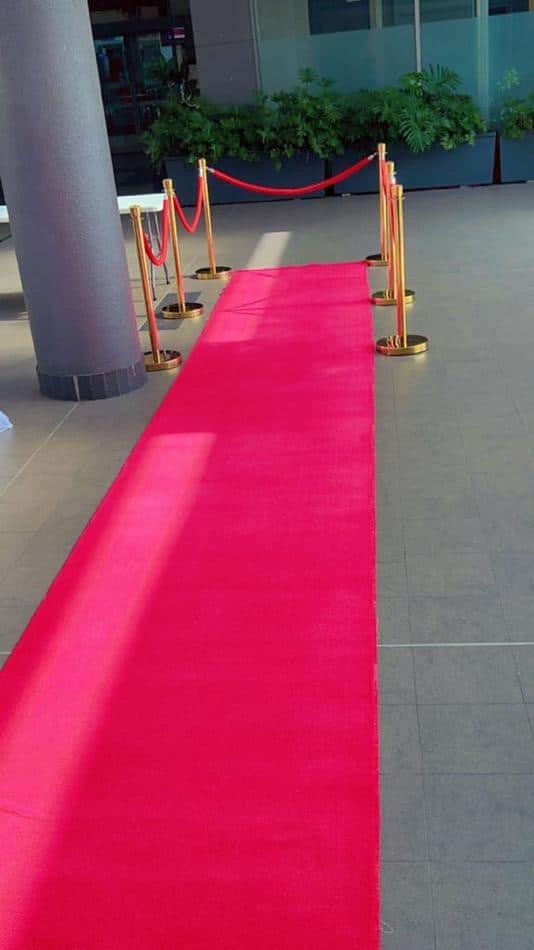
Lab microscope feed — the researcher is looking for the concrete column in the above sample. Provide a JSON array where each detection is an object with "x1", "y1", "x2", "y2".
[
  {"x1": 0, "y1": 0, "x2": 145, "y2": 400},
  {"x1": 190, "y1": 0, "x2": 259, "y2": 102}
]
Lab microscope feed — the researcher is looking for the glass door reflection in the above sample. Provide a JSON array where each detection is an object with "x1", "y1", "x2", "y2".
[{"x1": 96, "y1": 37, "x2": 137, "y2": 140}]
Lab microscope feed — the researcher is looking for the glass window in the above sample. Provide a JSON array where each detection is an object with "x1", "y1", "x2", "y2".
[
  {"x1": 254, "y1": 0, "x2": 416, "y2": 93},
  {"x1": 96, "y1": 37, "x2": 138, "y2": 138},
  {"x1": 489, "y1": 0, "x2": 529, "y2": 14},
  {"x1": 309, "y1": 0, "x2": 371, "y2": 34},
  {"x1": 382, "y1": 0, "x2": 418, "y2": 26},
  {"x1": 489, "y1": 7, "x2": 534, "y2": 120},
  {"x1": 419, "y1": 0, "x2": 475, "y2": 22},
  {"x1": 306, "y1": 0, "x2": 418, "y2": 33},
  {"x1": 91, "y1": 0, "x2": 196, "y2": 146},
  {"x1": 89, "y1": 1, "x2": 169, "y2": 25},
  {"x1": 419, "y1": 1, "x2": 481, "y2": 116},
  {"x1": 134, "y1": 30, "x2": 193, "y2": 129},
  {"x1": 169, "y1": 0, "x2": 191, "y2": 12}
]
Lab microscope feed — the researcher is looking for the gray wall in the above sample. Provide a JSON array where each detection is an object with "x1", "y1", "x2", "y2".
[{"x1": 190, "y1": 0, "x2": 259, "y2": 102}]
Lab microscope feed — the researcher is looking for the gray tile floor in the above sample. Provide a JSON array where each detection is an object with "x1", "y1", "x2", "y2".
[{"x1": 2, "y1": 182, "x2": 534, "y2": 948}]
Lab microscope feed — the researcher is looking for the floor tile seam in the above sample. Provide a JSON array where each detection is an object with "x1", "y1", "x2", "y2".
[
  {"x1": 0, "y1": 545, "x2": 67, "y2": 585},
  {"x1": 384, "y1": 858, "x2": 534, "y2": 865},
  {"x1": 381, "y1": 702, "x2": 529, "y2": 709},
  {"x1": 381, "y1": 859, "x2": 433, "y2": 864},
  {"x1": 380, "y1": 358, "x2": 412, "y2": 638},
  {"x1": 448, "y1": 420, "x2": 485, "y2": 477},
  {"x1": 0, "y1": 539, "x2": 44, "y2": 587},
  {"x1": 381, "y1": 701, "x2": 425, "y2": 707},
  {"x1": 409, "y1": 596, "x2": 436, "y2": 949},
  {"x1": 388, "y1": 701, "x2": 528, "y2": 709},
  {"x1": 463, "y1": 469, "x2": 503, "y2": 595},
  {"x1": 379, "y1": 642, "x2": 532, "y2": 648},
  {"x1": 377, "y1": 356, "x2": 436, "y2": 937},
  {"x1": 0, "y1": 405, "x2": 79, "y2": 499},
  {"x1": 382, "y1": 700, "x2": 534, "y2": 712},
  {"x1": 504, "y1": 381, "x2": 533, "y2": 430},
  {"x1": 477, "y1": 514, "x2": 526, "y2": 577},
  {"x1": 415, "y1": 702, "x2": 439, "y2": 950},
  {"x1": 509, "y1": 645, "x2": 534, "y2": 745},
  {"x1": 386, "y1": 770, "x2": 534, "y2": 777},
  {"x1": 375, "y1": 373, "x2": 412, "y2": 652}
]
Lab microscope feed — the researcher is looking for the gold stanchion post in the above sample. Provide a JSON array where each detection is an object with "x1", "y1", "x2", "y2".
[
  {"x1": 366, "y1": 142, "x2": 388, "y2": 267},
  {"x1": 371, "y1": 161, "x2": 415, "y2": 307},
  {"x1": 161, "y1": 178, "x2": 204, "y2": 318},
  {"x1": 195, "y1": 158, "x2": 232, "y2": 280},
  {"x1": 376, "y1": 184, "x2": 428, "y2": 357},
  {"x1": 130, "y1": 206, "x2": 182, "y2": 371}
]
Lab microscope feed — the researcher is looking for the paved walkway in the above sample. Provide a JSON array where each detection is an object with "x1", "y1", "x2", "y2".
[{"x1": 2, "y1": 183, "x2": 534, "y2": 949}]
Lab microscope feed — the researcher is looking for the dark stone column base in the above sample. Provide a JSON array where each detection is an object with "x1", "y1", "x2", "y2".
[{"x1": 37, "y1": 357, "x2": 146, "y2": 401}]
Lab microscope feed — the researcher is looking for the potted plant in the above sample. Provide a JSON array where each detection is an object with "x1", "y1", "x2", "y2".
[
  {"x1": 332, "y1": 66, "x2": 494, "y2": 194},
  {"x1": 238, "y1": 68, "x2": 342, "y2": 202},
  {"x1": 498, "y1": 69, "x2": 534, "y2": 183},
  {"x1": 143, "y1": 70, "x2": 344, "y2": 205},
  {"x1": 142, "y1": 95, "x2": 239, "y2": 205}
]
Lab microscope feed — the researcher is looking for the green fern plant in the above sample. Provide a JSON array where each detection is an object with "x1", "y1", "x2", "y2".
[
  {"x1": 398, "y1": 66, "x2": 484, "y2": 153},
  {"x1": 501, "y1": 94, "x2": 534, "y2": 138},
  {"x1": 143, "y1": 64, "x2": 485, "y2": 168},
  {"x1": 143, "y1": 69, "x2": 344, "y2": 168},
  {"x1": 398, "y1": 99, "x2": 436, "y2": 153},
  {"x1": 142, "y1": 96, "x2": 272, "y2": 166},
  {"x1": 497, "y1": 69, "x2": 534, "y2": 139},
  {"x1": 339, "y1": 66, "x2": 484, "y2": 155},
  {"x1": 265, "y1": 69, "x2": 344, "y2": 167},
  {"x1": 401, "y1": 64, "x2": 461, "y2": 98}
]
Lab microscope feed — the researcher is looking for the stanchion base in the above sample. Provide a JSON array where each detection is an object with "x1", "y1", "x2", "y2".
[
  {"x1": 144, "y1": 349, "x2": 182, "y2": 372},
  {"x1": 371, "y1": 289, "x2": 415, "y2": 307},
  {"x1": 366, "y1": 253, "x2": 387, "y2": 268},
  {"x1": 161, "y1": 302, "x2": 204, "y2": 320},
  {"x1": 195, "y1": 266, "x2": 232, "y2": 281},
  {"x1": 376, "y1": 334, "x2": 428, "y2": 357}
]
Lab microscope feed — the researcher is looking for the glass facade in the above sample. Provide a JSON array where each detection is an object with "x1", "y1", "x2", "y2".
[
  {"x1": 2, "y1": 0, "x2": 532, "y2": 202},
  {"x1": 252, "y1": 0, "x2": 415, "y2": 94},
  {"x1": 252, "y1": 0, "x2": 534, "y2": 121},
  {"x1": 89, "y1": 0, "x2": 196, "y2": 189}
]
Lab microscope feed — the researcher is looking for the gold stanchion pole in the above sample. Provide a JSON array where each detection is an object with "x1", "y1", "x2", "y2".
[
  {"x1": 376, "y1": 183, "x2": 428, "y2": 357},
  {"x1": 371, "y1": 161, "x2": 415, "y2": 308},
  {"x1": 195, "y1": 158, "x2": 232, "y2": 280},
  {"x1": 366, "y1": 142, "x2": 388, "y2": 267},
  {"x1": 130, "y1": 206, "x2": 182, "y2": 371},
  {"x1": 161, "y1": 178, "x2": 204, "y2": 318},
  {"x1": 397, "y1": 183, "x2": 408, "y2": 347}
]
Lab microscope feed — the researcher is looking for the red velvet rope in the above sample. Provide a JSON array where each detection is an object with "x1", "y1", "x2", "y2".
[
  {"x1": 173, "y1": 176, "x2": 204, "y2": 234},
  {"x1": 142, "y1": 177, "x2": 204, "y2": 267},
  {"x1": 208, "y1": 153, "x2": 375, "y2": 197},
  {"x1": 143, "y1": 199, "x2": 169, "y2": 267}
]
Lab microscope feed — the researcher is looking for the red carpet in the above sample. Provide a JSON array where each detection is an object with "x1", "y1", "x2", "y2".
[{"x1": 0, "y1": 263, "x2": 378, "y2": 949}]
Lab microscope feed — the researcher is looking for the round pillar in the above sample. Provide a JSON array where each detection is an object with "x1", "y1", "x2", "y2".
[{"x1": 0, "y1": 0, "x2": 146, "y2": 399}]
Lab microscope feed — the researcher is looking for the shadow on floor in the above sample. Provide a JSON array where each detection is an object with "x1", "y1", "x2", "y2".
[{"x1": 0, "y1": 293, "x2": 27, "y2": 321}]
